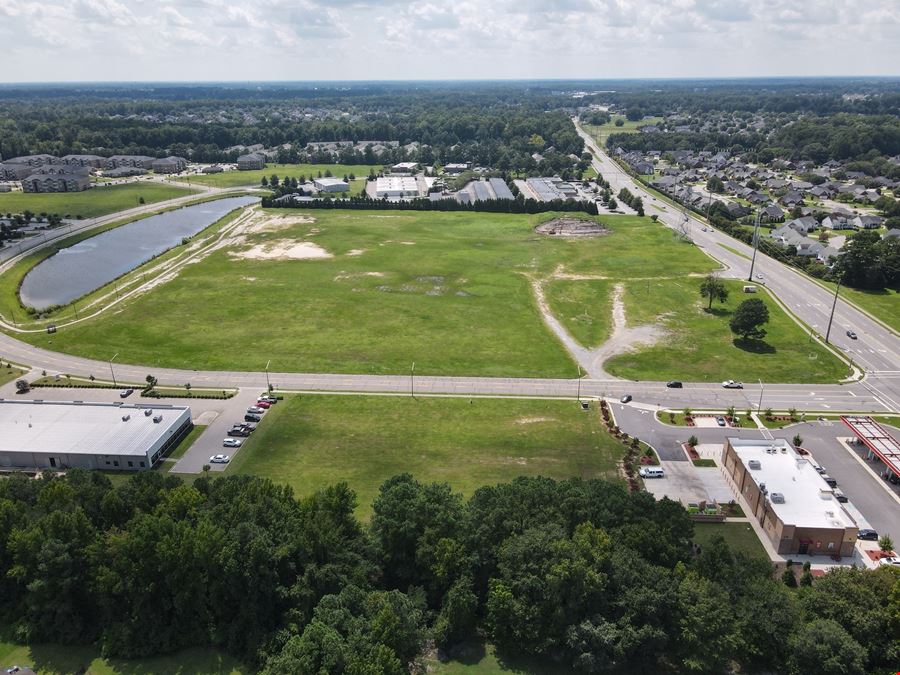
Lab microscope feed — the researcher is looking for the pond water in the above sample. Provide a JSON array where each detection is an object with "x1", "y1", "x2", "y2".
[{"x1": 19, "y1": 196, "x2": 257, "y2": 309}]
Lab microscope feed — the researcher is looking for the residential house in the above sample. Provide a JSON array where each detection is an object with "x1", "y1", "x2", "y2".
[
  {"x1": 0, "y1": 163, "x2": 34, "y2": 181},
  {"x1": 106, "y1": 155, "x2": 155, "y2": 170},
  {"x1": 21, "y1": 167, "x2": 90, "y2": 193},
  {"x1": 151, "y1": 156, "x2": 188, "y2": 174},
  {"x1": 61, "y1": 154, "x2": 106, "y2": 168},
  {"x1": 4, "y1": 154, "x2": 59, "y2": 167},
  {"x1": 236, "y1": 153, "x2": 266, "y2": 171},
  {"x1": 853, "y1": 215, "x2": 884, "y2": 229},
  {"x1": 760, "y1": 204, "x2": 784, "y2": 222}
]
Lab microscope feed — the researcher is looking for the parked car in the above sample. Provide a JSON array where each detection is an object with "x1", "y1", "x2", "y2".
[
  {"x1": 814, "y1": 465, "x2": 826, "y2": 474},
  {"x1": 639, "y1": 467, "x2": 665, "y2": 478},
  {"x1": 238, "y1": 422, "x2": 257, "y2": 431},
  {"x1": 209, "y1": 454, "x2": 230, "y2": 464},
  {"x1": 119, "y1": 388, "x2": 134, "y2": 398},
  {"x1": 834, "y1": 490, "x2": 848, "y2": 503},
  {"x1": 227, "y1": 428, "x2": 250, "y2": 437},
  {"x1": 255, "y1": 400, "x2": 271, "y2": 409},
  {"x1": 244, "y1": 413, "x2": 262, "y2": 423},
  {"x1": 878, "y1": 556, "x2": 900, "y2": 568},
  {"x1": 223, "y1": 438, "x2": 243, "y2": 448},
  {"x1": 247, "y1": 406, "x2": 265, "y2": 414},
  {"x1": 666, "y1": 381, "x2": 683, "y2": 388},
  {"x1": 846, "y1": 330, "x2": 857, "y2": 340},
  {"x1": 620, "y1": 394, "x2": 632, "y2": 404},
  {"x1": 715, "y1": 416, "x2": 726, "y2": 427},
  {"x1": 258, "y1": 395, "x2": 277, "y2": 404},
  {"x1": 721, "y1": 380, "x2": 743, "y2": 389},
  {"x1": 858, "y1": 528, "x2": 879, "y2": 541}
]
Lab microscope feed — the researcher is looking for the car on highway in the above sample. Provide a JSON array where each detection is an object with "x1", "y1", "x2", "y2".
[
  {"x1": 721, "y1": 380, "x2": 743, "y2": 389},
  {"x1": 858, "y1": 528, "x2": 878, "y2": 541},
  {"x1": 223, "y1": 438, "x2": 243, "y2": 448},
  {"x1": 715, "y1": 416, "x2": 726, "y2": 427},
  {"x1": 209, "y1": 454, "x2": 230, "y2": 464},
  {"x1": 846, "y1": 330, "x2": 857, "y2": 340},
  {"x1": 247, "y1": 406, "x2": 265, "y2": 414},
  {"x1": 879, "y1": 556, "x2": 900, "y2": 568},
  {"x1": 666, "y1": 381, "x2": 683, "y2": 388},
  {"x1": 119, "y1": 388, "x2": 134, "y2": 398},
  {"x1": 620, "y1": 394, "x2": 632, "y2": 404}
]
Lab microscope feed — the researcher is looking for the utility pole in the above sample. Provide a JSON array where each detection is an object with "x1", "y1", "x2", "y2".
[
  {"x1": 824, "y1": 276, "x2": 842, "y2": 344},
  {"x1": 109, "y1": 352, "x2": 119, "y2": 387},
  {"x1": 757, "y1": 379, "x2": 764, "y2": 412},
  {"x1": 410, "y1": 362, "x2": 415, "y2": 398},
  {"x1": 748, "y1": 210, "x2": 762, "y2": 282},
  {"x1": 576, "y1": 365, "x2": 582, "y2": 403},
  {"x1": 265, "y1": 359, "x2": 271, "y2": 392}
]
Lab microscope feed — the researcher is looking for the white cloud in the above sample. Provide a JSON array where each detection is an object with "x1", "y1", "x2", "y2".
[{"x1": 0, "y1": 0, "x2": 897, "y2": 81}]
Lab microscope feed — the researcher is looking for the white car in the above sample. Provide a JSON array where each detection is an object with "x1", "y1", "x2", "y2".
[
  {"x1": 222, "y1": 438, "x2": 243, "y2": 448},
  {"x1": 247, "y1": 406, "x2": 265, "y2": 414},
  {"x1": 209, "y1": 454, "x2": 230, "y2": 464},
  {"x1": 878, "y1": 556, "x2": 900, "y2": 568},
  {"x1": 721, "y1": 380, "x2": 744, "y2": 389}
]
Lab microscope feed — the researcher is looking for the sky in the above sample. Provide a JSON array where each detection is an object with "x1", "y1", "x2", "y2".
[{"x1": 0, "y1": 0, "x2": 898, "y2": 82}]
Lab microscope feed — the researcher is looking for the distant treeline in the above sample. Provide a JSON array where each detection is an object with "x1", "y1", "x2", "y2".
[{"x1": 261, "y1": 194, "x2": 601, "y2": 216}]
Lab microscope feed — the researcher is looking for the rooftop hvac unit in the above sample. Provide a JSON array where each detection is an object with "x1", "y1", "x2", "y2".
[
  {"x1": 121, "y1": 414, "x2": 130, "y2": 422},
  {"x1": 144, "y1": 409, "x2": 153, "y2": 416},
  {"x1": 770, "y1": 492, "x2": 785, "y2": 504},
  {"x1": 153, "y1": 415, "x2": 163, "y2": 424},
  {"x1": 748, "y1": 460, "x2": 762, "y2": 470}
]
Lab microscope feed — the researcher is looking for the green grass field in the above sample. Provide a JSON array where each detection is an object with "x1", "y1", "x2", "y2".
[
  {"x1": 228, "y1": 395, "x2": 619, "y2": 519},
  {"x1": 544, "y1": 279, "x2": 614, "y2": 348},
  {"x1": 0, "y1": 182, "x2": 193, "y2": 219},
  {"x1": 583, "y1": 116, "x2": 665, "y2": 147},
  {"x1": 821, "y1": 281, "x2": 900, "y2": 334},
  {"x1": 0, "y1": 364, "x2": 26, "y2": 388},
  {"x1": 186, "y1": 163, "x2": 378, "y2": 193},
  {"x1": 692, "y1": 522, "x2": 768, "y2": 560},
  {"x1": 0, "y1": 631, "x2": 243, "y2": 675},
  {"x1": 590, "y1": 279, "x2": 847, "y2": 383},
  {"x1": 17, "y1": 211, "x2": 711, "y2": 377}
]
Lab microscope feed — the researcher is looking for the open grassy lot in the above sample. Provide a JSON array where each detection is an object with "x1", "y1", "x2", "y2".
[
  {"x1": 692, "y1": 522, "x2": 768, "y2": 560},
  {"x1": 18, "y1": 211, "x2": 707, "y2": 377},
  {"x1": 228, "y1": 395, "x2": 619, "y2": 519},
  {"x1": 600, "y1": 279, "x2": 847, "y2": 383},
  {"x1": 820, "y1": 280, "x2": 900, "y2": 334},
  {"x1": 0, "y1": 630, "x2": 243, "y2": 675},
  {"x1": 583, "y1": 116, "x2": 665, "y2": 147},
  {"x1": 186, "y1": 163, "x2": 377, "y2": 193},
  {"x1": 427, "y1": 642, "x2": 570, "y2": 674},
  {"x1": 0, "y1": 182, "x2": 193, "y2": 219},
  {"x1": 544, "y1": 279, "x2": 615, "y2": 348},
  {"x1": 0, "y1": 363, "x2": 26, "y2": 388}
]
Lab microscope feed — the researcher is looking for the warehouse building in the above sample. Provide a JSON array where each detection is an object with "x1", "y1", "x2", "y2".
[
  {"x1": 370, "y1": 175, "x2": 423, "y2": 199},
  {"x1": 0, "y1": 400, "x2": 193, "y2": 472},
  {"x1": 313, "y1": 177, "x2": 350, "y2": 193},
  {"x1": 722, "y1": 438, "x2": 858, "y2": 558},
  {"x1": 456, "y1": 178, "x2": 514, "y2": 204}
]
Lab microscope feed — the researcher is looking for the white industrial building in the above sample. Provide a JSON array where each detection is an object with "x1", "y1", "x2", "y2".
[
  {"x1": 370, "y1": 176, "x2": 423, "y2": 199},
  {"x1": 313, "y1": 177, "x2": 350, "y2": 193},
  {"x1": 0, "y1": 400, "x2": 193, "y2": 472}
]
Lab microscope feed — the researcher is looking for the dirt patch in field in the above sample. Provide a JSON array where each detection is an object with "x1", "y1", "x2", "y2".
[
  {"x1": 237, "y1": 213, "x2": 315, "y2": 236},
  {"x1": 230, "y1": 240, "x2": 333, "y2": 261},
  {"x1": 333, "y1": 271, "x2": 385, "y2": 281},
  {"x1": 346, "y1": 249, "x2": 366, "y2": 256},
  {"x1": 535, "y1": 218, "x2": 608, "y2": 237},
  {"x1": 516, "y1": 416, "x2": 557, "y2": 424}
]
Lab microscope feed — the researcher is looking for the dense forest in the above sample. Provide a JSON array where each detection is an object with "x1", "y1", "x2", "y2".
[
  {"x1": 0, "y1": 84, "x2": 584, "y2": 170},
  {"x1": 1, "y1": 470, "x2": 897, "y2": 674}
]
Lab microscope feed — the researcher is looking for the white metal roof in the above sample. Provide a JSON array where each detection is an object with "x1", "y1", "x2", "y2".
[
  {"x1": 0, "y1": 400, "x2": 190, "y2": 457},
  {"x1": 729, "y1": 438, "x2": 856, "y2": 530},
  {"x1": 841, "y1": 415, "x2": 900, "y2": 478}
]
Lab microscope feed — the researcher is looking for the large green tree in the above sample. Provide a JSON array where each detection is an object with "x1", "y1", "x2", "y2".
[{"x1": 729, "y1": 298, "x2": 770, "y2": 341}]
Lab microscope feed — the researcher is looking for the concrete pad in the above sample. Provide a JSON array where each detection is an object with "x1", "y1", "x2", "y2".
[{"x1": 693, "y1": 416, "x2": 723, "y2": 428}]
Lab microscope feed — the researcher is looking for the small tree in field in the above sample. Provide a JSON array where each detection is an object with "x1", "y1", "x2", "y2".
[{"x1": 699, "y1": 274, "x2": 729, "y2": 310}]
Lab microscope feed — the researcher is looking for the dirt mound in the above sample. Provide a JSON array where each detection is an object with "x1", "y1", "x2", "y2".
[{"x1": 535, "y1": 218, "x2": 607, "y2": 237}]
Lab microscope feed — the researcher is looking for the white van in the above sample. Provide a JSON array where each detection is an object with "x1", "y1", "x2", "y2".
[{"x1": 639, "y1": 466, "x2": 665, "y2": 479}]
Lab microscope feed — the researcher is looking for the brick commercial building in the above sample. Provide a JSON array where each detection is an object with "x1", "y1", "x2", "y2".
[{"x1": 722, "y1": 438, "x2": 858, "y2": 558}]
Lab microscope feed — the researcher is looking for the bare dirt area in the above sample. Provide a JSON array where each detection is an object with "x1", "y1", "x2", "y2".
[
  {"x1": 516, "y1": 416, "x2": 557, "y2": 424},
  {"x1": 535, "y1": 218, "x2": 608, "y2": 237},
  {"x1": 230, "y1": 240, "x2": 333, "y2": 261},
  {"x1": 235, "y1": 212, "x2": 315, "y2": 236}
]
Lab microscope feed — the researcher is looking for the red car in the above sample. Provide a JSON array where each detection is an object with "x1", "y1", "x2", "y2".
[{"x1": 255, "y1": 400, "x2": 272, "y2": 408}]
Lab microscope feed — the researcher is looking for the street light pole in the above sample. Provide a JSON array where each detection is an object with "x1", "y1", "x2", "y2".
[
  {"x1": 265, "y1": 359, "x2": 271, "y2": 392},
  {"x1": 109, "y1": 352, "x2": 119, "y2": 387},
  {"x1": 757, "y1": 379, "x2": 764, "y2": 413},
  {"x1": 576, "y1": 365, "x2": 582, "y2": 402},
  {"x1": 410, "y1": 362, "x2": 415, "y2": 398},
  {"x1": 748, "y1": 210, "x2": 761, "y2": 282},
  {"x1": 824, "y1": 276, "x2": 842, "y2": 344}
]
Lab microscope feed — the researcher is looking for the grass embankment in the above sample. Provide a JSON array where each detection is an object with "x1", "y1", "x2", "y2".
[
  {"x1": 228, "y1": 395, "x2": 619, "y2": 519},
  {"x1": 0, "y1": 632, "x2": 243, "y2": 675},
  {"x1": 601, "y1": 279, "x2": 847, "y2": 383},
  {"x1": 187, "y1": 163, "x2": 378, "y2": 193},
  {"x1": 0, "y1": 182, "x2": 192, "y2": 219},
  {"x1": 692, "y1": 522, "x2": 768, "y2": 560},
  {"x1": 818, "y1": 280, "x2": 900, "y2": 334}
]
